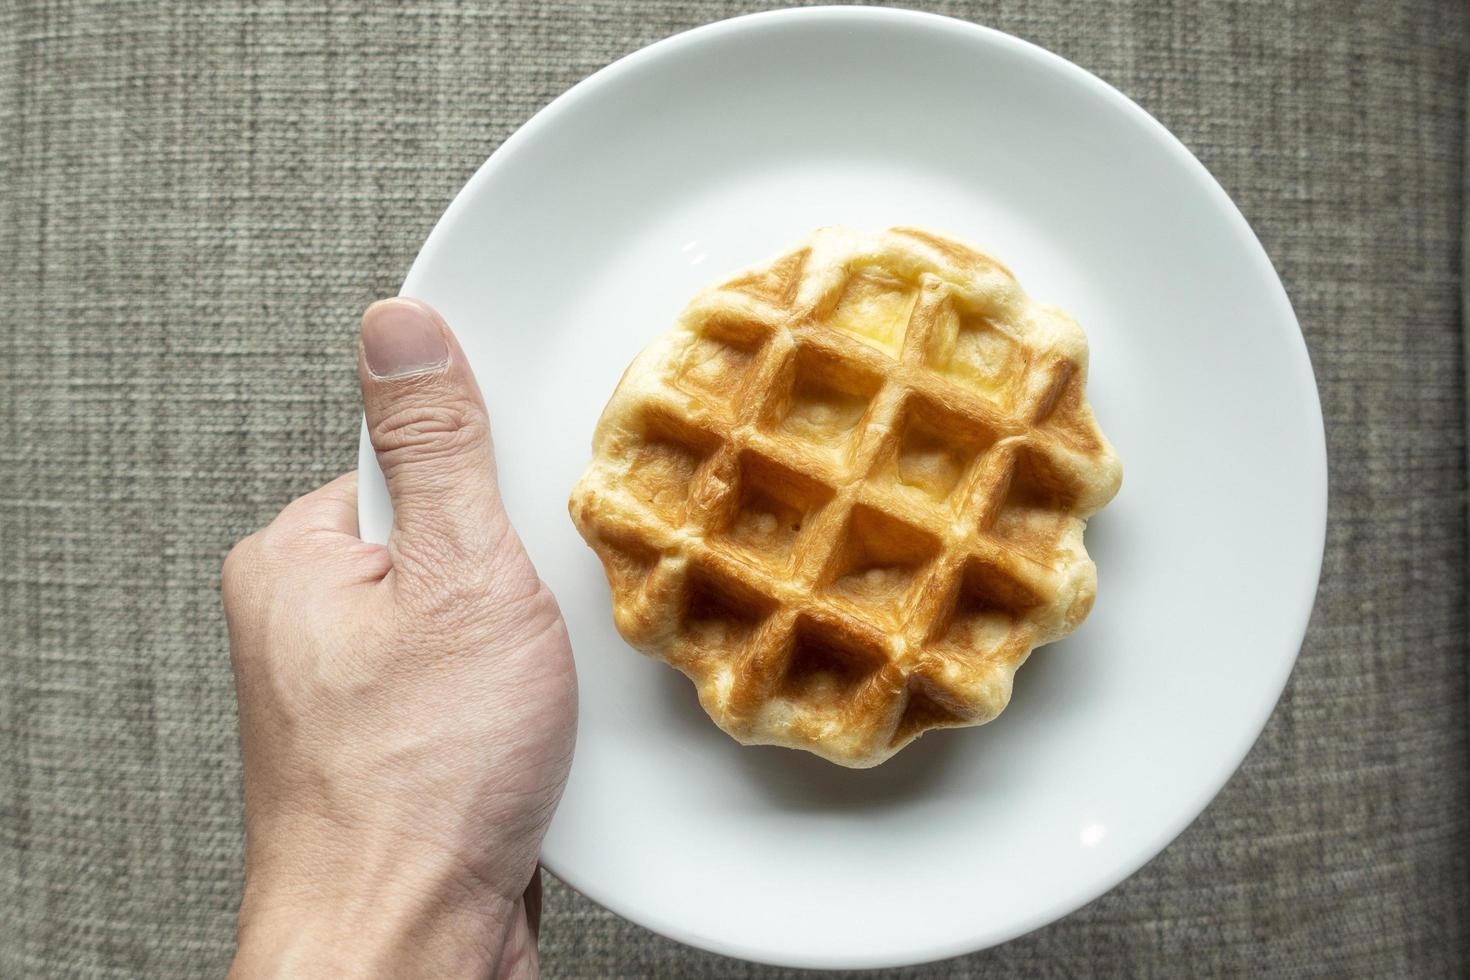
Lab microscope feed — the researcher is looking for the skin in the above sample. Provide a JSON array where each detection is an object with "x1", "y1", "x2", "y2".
[{"x1": 222, "y1": 298, "x2": 577, "y2": 978}]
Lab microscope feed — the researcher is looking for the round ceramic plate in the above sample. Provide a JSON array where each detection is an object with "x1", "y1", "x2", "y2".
[{"x1": 358, "y1": 7, "x2": 1326, "y2": 970}]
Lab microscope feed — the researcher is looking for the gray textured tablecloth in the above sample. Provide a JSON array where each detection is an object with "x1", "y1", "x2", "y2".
[{"x1": 2, "y1": 2, "x2": 1466, "y2": 977}]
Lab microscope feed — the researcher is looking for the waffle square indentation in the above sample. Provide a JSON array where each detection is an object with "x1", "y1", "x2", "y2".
[
  {"x1": 714, "y1": 451, "x2": 835, "y2": 574},
  {"x1": 821, "y1": 503, "x2": 942, "y2": 627}
]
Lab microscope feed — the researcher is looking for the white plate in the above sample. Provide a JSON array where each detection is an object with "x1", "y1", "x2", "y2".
[{"x1": 359, "y1": 7, "x2": 1326, "y2": 969}]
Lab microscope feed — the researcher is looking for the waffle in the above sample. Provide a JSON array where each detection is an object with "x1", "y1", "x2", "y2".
[{"x1": 569, "y1": 227, "x2": 1122, "y2": 767}]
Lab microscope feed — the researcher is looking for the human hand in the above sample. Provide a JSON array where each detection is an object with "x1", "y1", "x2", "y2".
[{"x1": 222, "y1": 298, "x2": 576, "y2": 978}]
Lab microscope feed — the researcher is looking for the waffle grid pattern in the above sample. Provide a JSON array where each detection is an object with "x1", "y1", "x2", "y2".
[{"x1": 573, "y1": 229, "x2": 1119, "y2": 766}]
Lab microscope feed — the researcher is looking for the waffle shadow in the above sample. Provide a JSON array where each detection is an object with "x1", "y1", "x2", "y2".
[{"x1": 652, "y1": 665, "x2": 969, "y2": 811}]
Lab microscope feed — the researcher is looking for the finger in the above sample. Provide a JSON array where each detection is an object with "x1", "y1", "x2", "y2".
[
  {"x1": 358, "y1": 298, "x2": 505, "y2": 567},
  {"x1": 275, "y1": 471, "x2": 360, "y2": 538},
  {"x1": 247, "y1": 471, "x2": 391, "y2": 585}
]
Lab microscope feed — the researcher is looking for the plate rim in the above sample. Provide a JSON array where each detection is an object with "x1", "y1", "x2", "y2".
[{"x1": 367, "y1": 5, "x2": 1329, "y2": 969}]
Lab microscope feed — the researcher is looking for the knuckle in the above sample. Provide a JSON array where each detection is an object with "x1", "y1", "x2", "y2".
[
  {"x1": 251, "y1": 520, "x2": 296, "y2": 563},
  {"x1": 221, "y1": 517, "x2": 317, "y2": 607},
  {"x1": 220, "y1": 534, "x2": 261, "y2": 595},
  {"x1": 371, "y1": 397, "x2": 488, "y2": 469}
]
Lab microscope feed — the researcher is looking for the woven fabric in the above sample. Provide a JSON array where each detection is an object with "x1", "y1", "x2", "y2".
[{"x1": 1, "y1": 1, "x2": 1465, "y2": 977}]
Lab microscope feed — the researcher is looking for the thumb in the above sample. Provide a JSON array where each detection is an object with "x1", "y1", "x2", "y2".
[{"x1": 359, "y1": 297, "x2": 506, "y2": 570}]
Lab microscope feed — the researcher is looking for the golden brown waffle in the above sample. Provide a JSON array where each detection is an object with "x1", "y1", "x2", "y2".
[{"x1": 569, "y1": 227, "x2": 1122, "y2": 767}]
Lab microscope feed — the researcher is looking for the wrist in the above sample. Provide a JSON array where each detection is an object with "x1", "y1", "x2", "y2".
[{"x1": 230, "y1": 836, "x2": 517, "y2": 979}]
